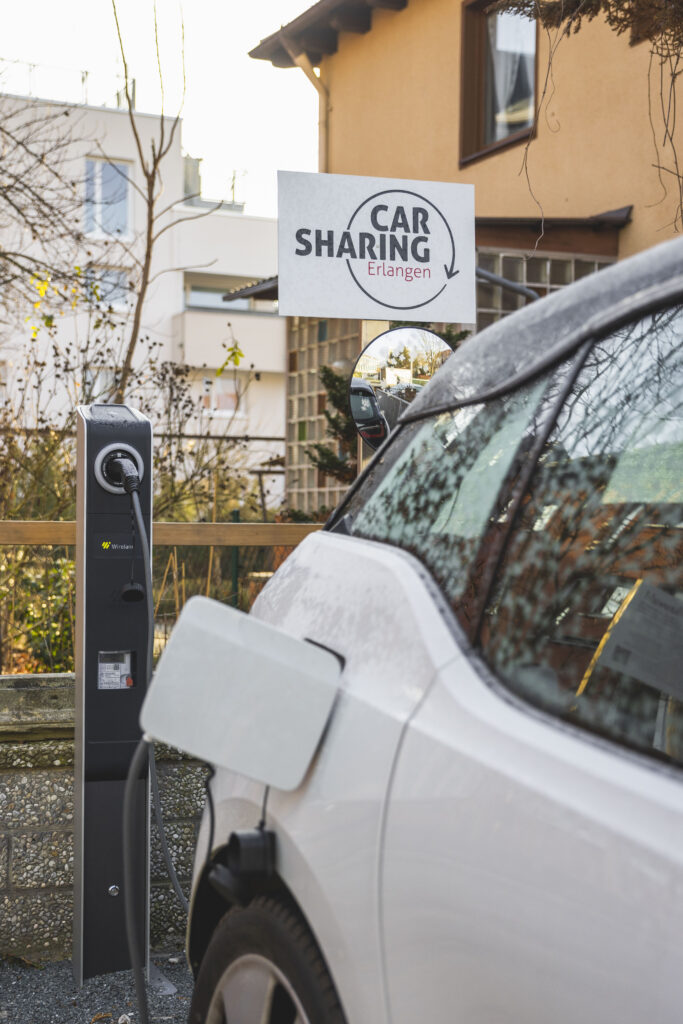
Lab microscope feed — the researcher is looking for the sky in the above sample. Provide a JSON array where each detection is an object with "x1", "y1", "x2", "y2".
[{"x1": 0, "y1": 1, "x2": 318, "y2": 216}]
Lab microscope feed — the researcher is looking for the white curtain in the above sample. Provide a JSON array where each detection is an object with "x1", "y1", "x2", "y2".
[{"x1": 486, "y1": 13, "x2": 535, "y2": 143}]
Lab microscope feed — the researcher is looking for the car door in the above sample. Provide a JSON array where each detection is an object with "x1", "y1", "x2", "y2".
[
  {"x1": 249, "y1": 359, "x2": 566, "y2": 1023},
  {"x1": 377, "y1": 306, "x2": 683, "y2": 1022}
]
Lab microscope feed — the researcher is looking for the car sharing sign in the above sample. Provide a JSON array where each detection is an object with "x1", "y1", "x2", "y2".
[{"x1": 278, "y1": 171, "x2": 476, "y2": 323}]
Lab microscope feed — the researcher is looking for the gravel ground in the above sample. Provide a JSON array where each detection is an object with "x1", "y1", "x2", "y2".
[{"x1": 0, "y1": 953, "x2": 194, "y2": 1024}]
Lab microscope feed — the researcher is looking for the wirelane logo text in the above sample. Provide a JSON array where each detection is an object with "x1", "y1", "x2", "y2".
[{"x1": 278, "y1": 173, "x2": 475, "y2": 323}]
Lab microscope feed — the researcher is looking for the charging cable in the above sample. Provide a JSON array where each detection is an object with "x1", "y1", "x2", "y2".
[
  {"x1": 124, "y1": 735, "x2": 152, "y2": 1024},
  {"x1": 111, "y1": 459, "x2": 188, "y2": 902},
  {"x1": 114, "y1": 455, "x2": 273, "y2": 1021},
  {"x1": 109, "y1": 456, "x2": 188, "y2": 1024}
]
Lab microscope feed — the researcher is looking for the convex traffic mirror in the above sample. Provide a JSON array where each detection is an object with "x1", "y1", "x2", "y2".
[{"x1": 349, "y1": 327, "x2": 454, "y2": 450}]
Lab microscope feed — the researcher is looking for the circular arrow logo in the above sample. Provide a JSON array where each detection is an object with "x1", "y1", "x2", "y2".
[{"x1": 345, "y1": 189, "x2": 457, "y2": 311}]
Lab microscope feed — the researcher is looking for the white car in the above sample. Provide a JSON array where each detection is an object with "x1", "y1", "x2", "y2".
[{"x1": 168, "y1": 236, "x2": 683, "y2": 1023}]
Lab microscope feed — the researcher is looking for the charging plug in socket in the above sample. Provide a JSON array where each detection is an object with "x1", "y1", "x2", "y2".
[
  {"x1": 104, "y1": 454, "x2": 140, "y2": 493},
  {"x1": 94, "y1": 443, "x2": 145, "y2": 495}
]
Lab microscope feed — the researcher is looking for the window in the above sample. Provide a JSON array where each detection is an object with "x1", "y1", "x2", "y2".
[
  {"x1": 84, "y1": 267, "x2": 129, "y2": 309},
  {"x1": 186, "y1": 286, "x2": 278, "y2": 313},
  {"x1": 85, "y1": 159, "x2": 130, "y2": 236},
  {"x1": 462, "y1": 2, "x2": 536, "y2": 163},
  {"x1": 477, "y1": 251, "x2": 612, "y2": 330},
  {"x1": 481, "y1": 308, "x2": 683, "y2": 766},
  {"x1": 190, "y1": 287, "x2": 249, "y2": 311},
  {"x1": 345, "y1": 372, "x2": 557, "y2": 615},
  {"x1": 202, "y1": 376, "x2": 243, "y2": 416}
]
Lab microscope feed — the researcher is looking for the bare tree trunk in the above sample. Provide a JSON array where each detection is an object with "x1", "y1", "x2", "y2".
[{"x1": 115, "y1": 172, "x2": 155, "y2": 402}]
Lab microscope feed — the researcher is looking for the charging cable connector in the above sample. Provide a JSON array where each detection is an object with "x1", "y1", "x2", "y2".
[{"x1": 107, "y1": 455, "x2": 141, "y2": 494}]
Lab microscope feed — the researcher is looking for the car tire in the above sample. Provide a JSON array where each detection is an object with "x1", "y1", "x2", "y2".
[{"x1": 188, "y1": 895, "x2": 347, "y2": 1024}]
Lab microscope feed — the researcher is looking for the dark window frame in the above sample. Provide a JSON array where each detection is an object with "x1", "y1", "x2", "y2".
[{"x1": 460, "y1": 0, "x2": 539, "y2": 167}]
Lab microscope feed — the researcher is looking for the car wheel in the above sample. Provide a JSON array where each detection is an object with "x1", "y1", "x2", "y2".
[{"x1": 189, "y1": 896, "x2": 347, "y2": 1024}]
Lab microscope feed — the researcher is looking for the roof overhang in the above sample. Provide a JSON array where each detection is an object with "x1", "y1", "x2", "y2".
[
  {"x1": 477, "y1": 207, "x2": 633, "y2": 259},
  {"x1": 250, "y1": 0, "x2": 407, "y2": 69},
  {"x1": 223, "y1": 275, "x2": 279, "y2": 302}
]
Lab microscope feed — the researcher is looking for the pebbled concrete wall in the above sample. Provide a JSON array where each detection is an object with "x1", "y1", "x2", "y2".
[{"x1": 0, "y1": 674, "x2": 206, "y2": 960}]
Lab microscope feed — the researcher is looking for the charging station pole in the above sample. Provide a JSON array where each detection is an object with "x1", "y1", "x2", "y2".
[{"x1": 73, "y1": 405, "x2": 153, "y2": 984}]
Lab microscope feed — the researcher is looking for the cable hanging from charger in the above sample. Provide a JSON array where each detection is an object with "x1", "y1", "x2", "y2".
[
  {"x1": 109, "y1": 455, "x2": 189, "y2": 1024},
  {"x1": 109, "y1": 456, "x2": 189, "y2": 910}
]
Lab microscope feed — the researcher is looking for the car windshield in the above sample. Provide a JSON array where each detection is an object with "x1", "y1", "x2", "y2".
[{"x1": 343, "y1": 368, "x2": 562, "y2": 614}]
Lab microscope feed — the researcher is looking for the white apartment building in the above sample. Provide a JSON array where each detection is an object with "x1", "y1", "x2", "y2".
[{"x1": 0, "y1": 89, "x2": 286, "y2": 506}]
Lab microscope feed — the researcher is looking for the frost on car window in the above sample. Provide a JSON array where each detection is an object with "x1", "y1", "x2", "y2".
[
  {"x1": 481, "y1": 306, "x2": 683, "y2": 766},
  {"x1": 348, "y1": 376, "x2": 551, "y2": 617}
]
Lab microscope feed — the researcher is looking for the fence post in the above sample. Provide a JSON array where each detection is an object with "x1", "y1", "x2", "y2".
[{"x1": 230, "y1": 509, "x2": 240, "y2": 607}]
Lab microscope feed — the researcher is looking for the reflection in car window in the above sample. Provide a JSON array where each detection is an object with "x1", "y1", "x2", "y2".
[
  {"x1": 347, "y1": 374, "x2": 554, "y2": 614},
  {"x1": 481, "y1": 307, "x2": 683, "y2": 766},
  {"x1": 350, "y1": 392, "x2": 376, "y2": 423}
]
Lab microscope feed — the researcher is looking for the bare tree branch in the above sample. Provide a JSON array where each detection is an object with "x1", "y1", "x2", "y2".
[
  {"x1": 146, "y1": 258, "x2": 217, "y2": 287},
  {"x1": 152, "y1": 201, "x2": 224, "y2": 244},
  {"x1": 110, "y1": 0, "x2": 190, "y2": 401},
  {"x1": 496, "y1": 0, "x2": 683, "y2": 232}
]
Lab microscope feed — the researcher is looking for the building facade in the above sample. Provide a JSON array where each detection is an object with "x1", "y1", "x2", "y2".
[
  {"x1": 250, "y1": 0, "x2": 666, "y2": 512},
  {"x1": 252, "y1": 0, "x2": 678, "y2": 257}
]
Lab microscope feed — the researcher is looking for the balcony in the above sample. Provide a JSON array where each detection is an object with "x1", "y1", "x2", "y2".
[
  {"x1": 176, "y1": 209, "x2": 278, "y2": 280},
  {"x1": 172, "y1": 308, "x2": 286, "y2": 373}
]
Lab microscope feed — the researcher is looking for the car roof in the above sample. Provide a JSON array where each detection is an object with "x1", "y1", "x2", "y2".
[
  {"x1": 404, "y1": 234, "x2": 683, "y2": 423},
  {"x1": 350, "y1": 379, "x2": 375, "y2": 394}
]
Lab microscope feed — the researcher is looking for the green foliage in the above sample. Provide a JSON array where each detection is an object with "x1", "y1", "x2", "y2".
[
  {"x1": 387, "y1": 344, "x2": 412, "y2": 369},
  {"x1": 305, "y1": 365, "x2": 358, "y2": 485},
  {"x1": 305, "y1": 442, "x2": 356, "y2": 484},
  {"x1": 21, "y1": 555, "x2": 74, "y2": 673},
  {"x1": 0, "y1": 548, "x2": 74, "y2": 674},
  {"x1": 277, "y1": 506, "x2": 328, "y2": 524},
  {"x1": 217, "y1": 338, "x2": 245, "y2": 374},
  {"x1": 389, "y1": 321, "x2": 470, "y2": 353},
  {"x1": 317, "y1": 365, "x2": 359, "y2": 449},
  {"x1": 492, "y1": 1, "x2": 683, "y2": 49}
]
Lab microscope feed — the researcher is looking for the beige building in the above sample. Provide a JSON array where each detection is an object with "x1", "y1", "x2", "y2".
[
  {"x1": 253, "y1": 0, "x2": 678, "y2": 256},
  {"x1": 249, "y1": 0, "x2": 672, "y2": 513}
]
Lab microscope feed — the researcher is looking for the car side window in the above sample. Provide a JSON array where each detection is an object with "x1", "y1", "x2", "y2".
[
  {"x1": 347, "y1": 373, "x2": 557, "y2": 615},
  {"x1": 480, "y1": 307, "x2": 683, "y2": 766}
]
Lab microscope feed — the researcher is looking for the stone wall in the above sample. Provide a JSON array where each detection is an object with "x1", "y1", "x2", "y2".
[{"x1": 0, "y1": 674, "x2": 206, "y2": 960}]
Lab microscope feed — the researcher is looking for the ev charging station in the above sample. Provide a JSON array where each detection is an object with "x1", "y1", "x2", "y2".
[{"x1": 73, "y1": 404, "x2": 153, "y2": 984}]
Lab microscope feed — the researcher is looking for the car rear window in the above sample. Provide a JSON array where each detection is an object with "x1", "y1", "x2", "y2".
[{"x1": 349, "y1": 391, "x2": 377, "y2": 423}]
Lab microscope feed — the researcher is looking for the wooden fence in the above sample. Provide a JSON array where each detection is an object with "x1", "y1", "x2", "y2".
[{"x1": 0, "y1": 521, "x2": 322, "y2": 546}]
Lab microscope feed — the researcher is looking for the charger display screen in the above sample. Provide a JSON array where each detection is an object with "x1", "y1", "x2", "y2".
[{"x1": 97, "y1": 651, "x2": 135, "y2": 689}]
